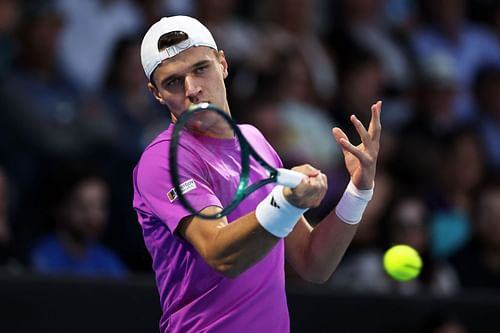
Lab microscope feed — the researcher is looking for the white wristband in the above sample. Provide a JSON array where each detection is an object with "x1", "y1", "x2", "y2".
[
  {"x1": 335, "y1": 181, "x2": 374, "y2": 225},
  {"x1": 255, "y1": 185, "x2": 308, "y2": 238}
]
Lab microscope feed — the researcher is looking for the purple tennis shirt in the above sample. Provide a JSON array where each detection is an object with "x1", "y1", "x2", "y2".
[{"x1": 133, "y1": 123, "x2": 290, "y2": 333}]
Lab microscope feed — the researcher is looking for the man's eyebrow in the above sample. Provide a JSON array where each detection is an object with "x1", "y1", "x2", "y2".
[
  {"x1": 160, "y1": 60, "x2": 212, "y2": 87},
  {"x1": 192, "y1": 60, "x2": 211, "y2": 68}
]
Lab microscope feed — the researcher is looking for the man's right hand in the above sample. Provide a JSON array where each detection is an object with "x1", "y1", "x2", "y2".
[{"x1": 282, "y1": 164, "x2": 327, "y2": 209}]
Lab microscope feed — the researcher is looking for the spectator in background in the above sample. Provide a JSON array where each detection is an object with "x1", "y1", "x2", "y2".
[
  {"x1": 55, "y1": 0, "x2": 143, "y2": 92},
  {"x1": 331, "y1": 47, "x2": 384, "y2": 139},
  {"x1": 412, "y1": 53, "x2": 461, "y2": 136},
  {"x1": 472, "y1": 64, "x2": 500, "y2": 173},
  {"x1": 450, "y1": 179, "x2": 500, "y2": 291},
  {"x1": 0, "y1": 2, "x2": 115, "y2": 161},
  {"x1": 0, "y1": 1, "x2": 120, "y2": 212},
  {"x1": 410, "y1": 0, "x2": 500, "y2": 121},
  {"x1": 102, "y1": 35, "x2": 169, "y2": 161},
  {"x1": 257, "y1": 0, "x2": 337, "y2": 107},
  {"x1": 196, "y1": 0, "x2": 263, "y2": 66},
  {"x1": 427, "y1": 128, "x2": 486, "y2": 259},
  {"x1": 2, "y1": 2, "x2": 76, "y2": 158},
  {"x1": 329, "y1": 0, "x2": 416, "y2": 133},
  {"x1": 392, "y1": 53, "x2": 460, "y2": 194},
  {"x1": 0, "y1": 1, "x2": 87, "y2": 199},
  {"x1": 30, "y1": 165, "x2": 127, "y2": 278},
  {"x1": 333, "y1": 0, "x2": 414, "y2": 92}
]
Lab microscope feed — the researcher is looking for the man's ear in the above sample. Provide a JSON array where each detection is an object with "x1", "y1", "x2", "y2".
[
  {"x1": 148, "y1": 81, "x2": 165, "y2": 104},
  {"x1": 218, "y1": 50, "x2": 229, "y2": 79}
]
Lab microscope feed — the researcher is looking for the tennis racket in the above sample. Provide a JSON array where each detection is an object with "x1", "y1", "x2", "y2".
[{"x1": 169, "y1": 102, "x2": 304, "y2": 219}]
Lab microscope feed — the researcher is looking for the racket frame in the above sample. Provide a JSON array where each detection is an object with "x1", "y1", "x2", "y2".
[{"x1": 169, "y1": 103, "x2": 279, "y2": 219}]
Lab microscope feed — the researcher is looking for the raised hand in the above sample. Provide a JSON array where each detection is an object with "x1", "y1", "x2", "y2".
[{"x1": 332, "y1": 101, "x2": 382, "y2": 190}]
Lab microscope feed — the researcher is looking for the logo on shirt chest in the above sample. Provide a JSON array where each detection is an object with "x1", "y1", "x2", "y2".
[{"x1": 167, "y1": 179, "x2": 197, "y2": 202}]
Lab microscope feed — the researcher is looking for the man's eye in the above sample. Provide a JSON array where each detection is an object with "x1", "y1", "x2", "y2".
[
  {"x1": 195, "y1": 65, "x2": 208, "y2": 74},
  {"x1": 166, "y1": 78, "x2": 182, "y2": 87}
]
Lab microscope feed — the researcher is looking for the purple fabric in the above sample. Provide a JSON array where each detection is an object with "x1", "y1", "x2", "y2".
[{"x1": 133, "y1": 123, "x2": 290, "y2": 332}]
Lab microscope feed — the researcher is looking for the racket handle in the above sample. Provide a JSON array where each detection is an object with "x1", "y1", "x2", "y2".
[{"x1": 276, "y1": 168, "x2": 305, "y2": 188}]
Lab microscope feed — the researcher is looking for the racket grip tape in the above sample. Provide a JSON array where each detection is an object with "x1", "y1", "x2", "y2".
[
  {"x1": 276, "y1": 168, "x2": 305, "y2": 188},
  {"x1": 335, "y1": 181, "x2": 374, "y2": 224},
  {"x1": 256, "y1": 185, "x2": 308, "y2": 238}
]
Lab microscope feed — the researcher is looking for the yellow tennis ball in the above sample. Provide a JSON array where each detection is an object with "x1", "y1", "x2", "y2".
[{"x1": 383, "y1": 245, "x2": 423, "y2": 281}]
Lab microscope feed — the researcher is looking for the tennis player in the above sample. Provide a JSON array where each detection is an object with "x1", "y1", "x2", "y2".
[{"x1": 133, "y1": 16, "x2": 382, "y2": 333}]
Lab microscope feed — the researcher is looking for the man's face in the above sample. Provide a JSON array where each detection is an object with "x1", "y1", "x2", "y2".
[
  {"x1": 148, "y1": 46, "x2": 229, "y2": 121},
  {"x1": 61, "y1": 179, "x2": 109, "y2": 243}
]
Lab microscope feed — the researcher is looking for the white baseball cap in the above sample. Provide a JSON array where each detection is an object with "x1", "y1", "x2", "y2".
[{"x1": 140, "y1": 15, "x2": 218, "y2": 80}]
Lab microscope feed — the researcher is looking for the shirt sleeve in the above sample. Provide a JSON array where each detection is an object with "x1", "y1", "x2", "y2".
[
  {"x1": 242, "y1": 124, "x2": 284, "y2": 169},
  {"x1": 134, "y1": 140, "x2": 222, "y2": 232}
]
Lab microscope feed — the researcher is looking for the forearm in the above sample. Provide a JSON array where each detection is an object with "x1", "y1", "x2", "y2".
[
  {"x1": 204, "y1": 212, "x2": 279, "y2": 277},
  {"x1": 304, "y1": 211, "x2": 359, "y2": 283},
  {"x1": 287, "y1": 182, "x2": 373, "y2": 283}
]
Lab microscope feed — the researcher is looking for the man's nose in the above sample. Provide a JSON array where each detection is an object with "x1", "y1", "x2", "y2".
[{"x1": 185, "y1": 75, "x2": 202, "y2": 101}]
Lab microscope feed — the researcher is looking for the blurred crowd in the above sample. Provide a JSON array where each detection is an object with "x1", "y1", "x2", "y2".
[{"x1": 0, "y1": 0, "x2": 499, "y2": 304}]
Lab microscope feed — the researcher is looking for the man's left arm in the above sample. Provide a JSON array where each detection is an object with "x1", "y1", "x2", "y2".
[{"x1": 285, "y1": 101, "x2": 382, "y2": 283}]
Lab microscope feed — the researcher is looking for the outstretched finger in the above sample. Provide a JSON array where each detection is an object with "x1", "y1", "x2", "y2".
[
  {"x1": 332, "y1": 127, "x2": 367, "y2": 162},
  {"x1": 368, "y1": 101, "x2": 382, "y2": 142},
  {"x1": 332, "y1": 127, "x2": 349, "y2": 153},
  {"x1": 350, "y1": 114, "x2": 372, "y2": 149}
]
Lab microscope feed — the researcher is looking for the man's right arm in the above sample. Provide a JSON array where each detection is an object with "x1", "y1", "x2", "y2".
[
  {"x1": 177, "y1": 207, "x2": 279, "y2": 278},
  {"x1": 177, "y1": 165, "x2": 326, "y2": 278}
]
